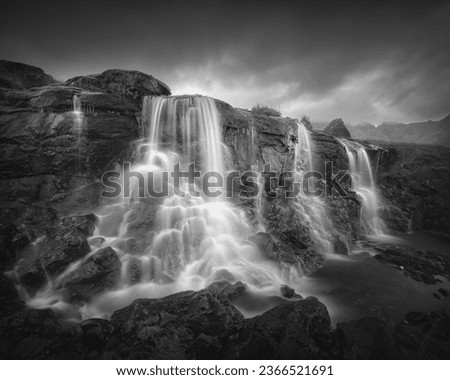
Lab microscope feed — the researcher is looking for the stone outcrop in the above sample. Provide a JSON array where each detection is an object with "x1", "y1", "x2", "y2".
[
  {"x1": 0, "y1": 60, "x2": 56, "y2": 89},
  {"x1": 64, "y1": 69, "x2": 171, "y2": 106},
  {"x1": 324, "y1": 118, "x2": 351, "y2": 138}
]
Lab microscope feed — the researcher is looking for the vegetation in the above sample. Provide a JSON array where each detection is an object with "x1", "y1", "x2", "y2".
[{"x1": 251, "y1": 103, "x2": 281, "y2": 117}]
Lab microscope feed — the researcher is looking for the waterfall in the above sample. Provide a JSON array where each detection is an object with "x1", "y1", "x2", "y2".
[
  {"x1": 293, "y1": 122, "x2": 335, "y2": 253},
  {"x1": 73, "y1": 95, "x2": 81, "y2": 113},
  {"x1": 339, "y1": 139, "x2": 386, "y2": 235},
  {"x1": 26, "y1": 95, "x2": 298, "y2": 319}
]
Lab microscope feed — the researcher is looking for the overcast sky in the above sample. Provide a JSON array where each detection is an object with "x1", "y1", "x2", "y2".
[{"x1": 1, "y1": 0, "x2": 449, "y2": 124}]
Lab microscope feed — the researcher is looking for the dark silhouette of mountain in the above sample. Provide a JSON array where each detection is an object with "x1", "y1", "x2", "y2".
[
  {"x1": 377, "y1": 114, "x2": 450, "y2": 146},
  {"x1": 313, "y1": 115, "x2": 450, "y2": 146}
]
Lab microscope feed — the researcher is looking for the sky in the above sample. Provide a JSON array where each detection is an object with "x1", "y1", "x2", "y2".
[{"x1": 1, "y1": 0, "x2": 449, "y2": 124}]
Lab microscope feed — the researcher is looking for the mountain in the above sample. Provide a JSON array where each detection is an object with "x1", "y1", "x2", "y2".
[
  {"x1": 313, "y1": 115, "x2": 450, "y2": 146},
  {"x1": 377, "y1": 114, "x2": 450, "y2": 146}
]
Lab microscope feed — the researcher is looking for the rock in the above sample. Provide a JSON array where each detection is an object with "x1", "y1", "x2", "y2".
[
  {"x1": 336, "y1": 317, "x2": 402, "y2": 359},
  {"x1": 17, "y1": 259, "x2": 46, "y2": 295},
  {"x1": 395, "y1": 311, "x2": 450, "y2": 359},
  {"x1": 207, "y1": 281, "x2": 247, "y2": 300},
  {"x1": 0, "y1": 308, "x2": 61, "y2": 359},
  {"x1": 63, "y1": 247, "x2": 122, "y2": 299},
  {"x1": 374, "y1": 245, "x2": 450, "y2": 284},
  {"x1": 280, "y1": 285, "x2": 302, "y2": 299},
  {"x1": 332, "y1": 234, "x2": 348, "y2": 255},
  {"x1": 64, "y1": 69, "x2": 171, "y2": 106},
  {"x1": 61, "y1": 214, "x2": 98, "y2": 237},
  {"x1": 0, "y1": 273, "x2": 24, "y2": 317},
  {"x1": 41, "y1": 319, "x2": 115, "y2": 359},
  {"x1": 438, "y1": 288, "x2": 449, "y2": 297},
  {"x1": 0, "y1": 60, "x2": 57, "y2": 89},
  {"x1": 235, "y1": 297, "x2": 335, "y2": 359},
  {"x1": 109, "y1": 287, "x2": 244, "y2": 359},
  {"x1": 324, "y1": 118, "x2": 351, "y2": 138},
  {"x1": 0, "y1": 223, "x2": 30, "y2": 269},
  {"x1": 40, "y1": 226, "x2": 91, "y2": 277}
]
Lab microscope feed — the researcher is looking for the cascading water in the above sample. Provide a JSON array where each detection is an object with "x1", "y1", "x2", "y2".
[
  {"x1": 339, "y1": 139, "x2": 386, "y2": 235},
  {"x1": 292, "y1": 122, "x2": 335, "y2": 253},
  {"x1": 26, "y1": 95, "x2": 299, "y2": 320}
]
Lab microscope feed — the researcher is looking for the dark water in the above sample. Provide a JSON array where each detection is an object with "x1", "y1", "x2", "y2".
[{"x1": 234, "y1": 233, "x2": 450, "y2": 325}]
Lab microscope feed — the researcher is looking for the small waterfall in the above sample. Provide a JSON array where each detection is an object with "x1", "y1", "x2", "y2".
[
  {"x1": 73, "y1": 95, "x2": 81, "y2": 113},
  {"x1": 72, "y1": 95, "x2": 84, "y2": 173},
  {"x1": 339, "y1": 139, "x2": 386, "y2": 235},
  {"x1": 293, "y1": 122, "x2": 335, "y2": 253}
]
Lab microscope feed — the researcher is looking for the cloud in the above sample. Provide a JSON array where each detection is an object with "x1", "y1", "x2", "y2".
[{"x1": 1, "y1": 0, "x2": 449, "y2": 123}]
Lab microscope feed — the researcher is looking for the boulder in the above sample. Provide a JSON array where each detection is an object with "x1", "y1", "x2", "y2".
[
  {"x1": 235, "y1": 297, "x2": 335, "y2": 359},
  {"x1": 63, "y1": 246, "x2": 122, "y2": 299},
  {"x1": 40, "y1": 226, "x2": 91, "y2": 277},
  {"x1": 0, "y1": 60, "x2": 56, "y2": 89},
  {"x1": 17, "y1": 259, "x2": 46, "y2": 295},
  {"x1": 109, "y1": 287, "x2": 245, "y2": 359},
  {"x1": 207, "y1": 280, "x2": 247, "y2": 300},
  {"x1": 324, "y1": 118, "x2": 351, "y2": 138},
  {"x1": 64, "y1": 69, "x2": 171, "y2": 106}
]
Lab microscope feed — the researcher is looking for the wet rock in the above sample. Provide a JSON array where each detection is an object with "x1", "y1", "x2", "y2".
[
  {"x1": 17, "y1": 259, "x2": 46, "y2": 295},
  {"x1": 207, "y1": 281, "x2": 247, "y2": 300},
  {"x1": 109, "y1": 287, "x2": 245, "y2": 359},
  {"x1": 61, "y1": 213, "x2": 98, "y2": 237},
  {"x1": 374, "y1": 245, "x2": 450, "y2": 284},
  {"x1": 0, "y1": 308, "x2": 61, "y2": 359},
  {"x1": 324, "y1": 118, "x2": 351, "y2": 138},
  {"x1": 40, "y1": 226, "x2": 90, "y2": 277},
  {"x1": 332, "y1": 234, "x2": 348, "y2": 255},
  {"x1": 280, "y1": 285, "x2": 302, "y2": 299},
  {"x1": 0, "y1": 60, "x2": 56, "y2": 89},
  {"x1": 0, "y1": 273, "x2": 24, "y2": 317},
  {"x1": 63, "y1": 246, "x2": 122, "y2": 299},
  {"x1": 336, "y1": 317, "x2": 402, "y2": 359},
  {"x1": 235, "y1": 297, "x2": 335, "y2": 359}
]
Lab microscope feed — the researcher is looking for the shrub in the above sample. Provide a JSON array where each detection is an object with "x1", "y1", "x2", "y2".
[{"x1": 251, "y1": 103, "x2": 281, "y2": 117}]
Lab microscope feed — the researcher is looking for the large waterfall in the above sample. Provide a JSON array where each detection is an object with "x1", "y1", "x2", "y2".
[
  {"x1": 26, "y1": 95, "x2": 300, "y2": 319},
  {"x1": 339, "y1": 139, "x2": 386, "y2": 235}
]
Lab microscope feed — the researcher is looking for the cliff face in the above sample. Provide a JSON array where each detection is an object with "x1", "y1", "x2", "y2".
[{"x1": 0, "y1": 62, "x2": 376, "y2": 282}]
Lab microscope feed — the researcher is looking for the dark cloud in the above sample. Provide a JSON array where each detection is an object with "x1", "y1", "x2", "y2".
[{"x1": 1, "y1": 0, "x2": 449, "y2": 123}]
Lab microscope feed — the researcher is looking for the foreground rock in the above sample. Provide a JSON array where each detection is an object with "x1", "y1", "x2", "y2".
[
  {"x1": 234, "y1": 297, "x2": 335, "y2": 359},
  {"x1": 0, "y1": 282, "x2": 449, "y2": 359}
]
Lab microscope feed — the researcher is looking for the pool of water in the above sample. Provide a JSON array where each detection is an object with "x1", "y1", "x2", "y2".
[{"x1": 234, "y1": 232, "x2": 450, "y2": 325}]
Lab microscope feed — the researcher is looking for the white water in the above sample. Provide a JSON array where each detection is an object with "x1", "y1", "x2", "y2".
[
  {"x1": 339, "y1": 139, "x2": 386, "y2": 235},
  {"x1": 293, "y1": 122, "x2": 335, "y2": 253},
  {"x1": 27, "y1": 95, "x2": 300, "y2": 320}
]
